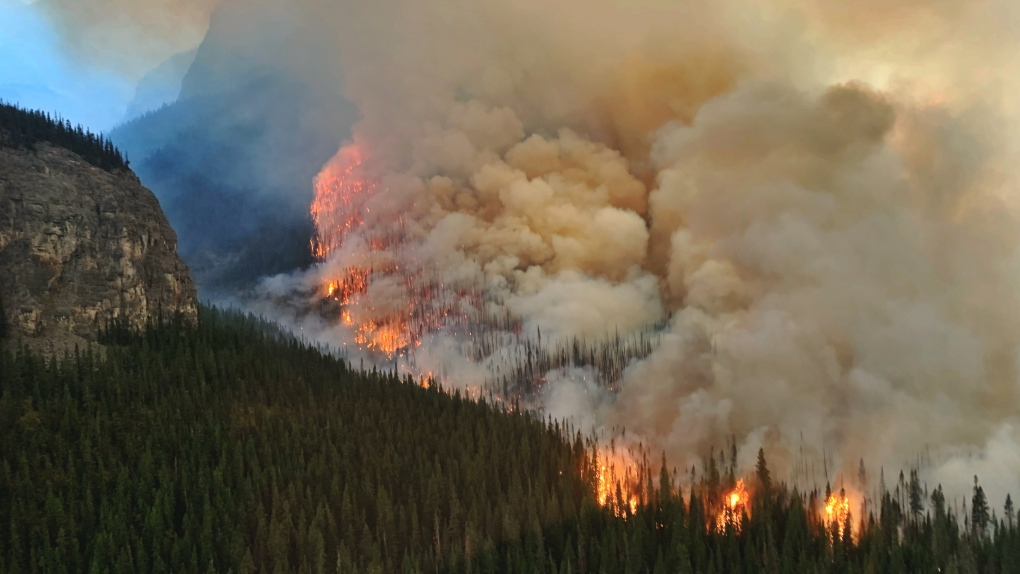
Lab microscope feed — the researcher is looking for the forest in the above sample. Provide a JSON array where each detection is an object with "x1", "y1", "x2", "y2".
[
  {"x1": 0, "y1": 291, "x2": 7, "y2": 341},
  {"x1": 1, "y1": 307, "x2": 1018, "y2": 573},
  {"x1": 0, "y1": 101, "x2": 128, "y2": 171}
]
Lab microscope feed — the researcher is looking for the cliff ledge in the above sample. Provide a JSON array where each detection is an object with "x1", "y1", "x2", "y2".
[{"x1": 0, "y1": 142, "x2": 198, "y2": 351}]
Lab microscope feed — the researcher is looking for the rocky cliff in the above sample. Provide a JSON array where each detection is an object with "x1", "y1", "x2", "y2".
[{"x1": 0, "y1": 142, "x2": 197, "y2": 351}]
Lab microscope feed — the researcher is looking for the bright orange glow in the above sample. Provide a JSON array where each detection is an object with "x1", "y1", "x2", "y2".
[
  {"x1": 419, "y1": 373, "x2": 435, "y2": 388},
  {"x1": 311, "y1": 144, "x2": 459, "y2": 358},
  {"x1": 311, "y1": 145, "x2": 372, "y2": 260},
  {"x1": 353, "y1": 318, "x2": 411, "y2": 354},
  {"x1": 594, "y1": 448, "x2": 639, "y2": 516},
  {"x1": 716, "y1": 480, "x2": 749, "y2": 531},
  {"x1": 310, "y1": 145, "x2": 411, "y2": 356},
  {"x1": 824, "y1": 489, "x2": 852, "y2": 539}
]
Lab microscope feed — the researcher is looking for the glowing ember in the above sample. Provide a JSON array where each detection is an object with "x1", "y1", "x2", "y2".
[
  {"x1": 824, "y1": 489, "x2": 852, "y2": 539},
  {"x1": 353, "y1": 317, "x2": 411, "y2": 353},
  {"x1": 716, "y1": 480, "x2": 749, "y2": 531}
]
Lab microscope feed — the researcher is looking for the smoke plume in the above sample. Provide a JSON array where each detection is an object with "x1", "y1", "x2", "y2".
[{"x1": 271, "y1": 0, "x2": 1020, "y2": 502}]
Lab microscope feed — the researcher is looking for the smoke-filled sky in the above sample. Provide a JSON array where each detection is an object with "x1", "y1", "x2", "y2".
[
  {"x1": 10, "y1": 0, "x2": 1020, "y2": 502},
  {"x1": 0, "y1": 0, "x2": 215, "y2": 129},
  {"x1": 29, "y1": 0, "x2": 215, "y2": 77}
]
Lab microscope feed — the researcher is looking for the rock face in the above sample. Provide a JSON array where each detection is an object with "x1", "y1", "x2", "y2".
[{"x1": 0, "y1": 143, "x2": 198, "y2": 350}]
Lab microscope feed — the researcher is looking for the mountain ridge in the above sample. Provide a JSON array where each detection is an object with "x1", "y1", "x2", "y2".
[{"x1": 0, "y1": 104, "x2": 197, "y2": 352}]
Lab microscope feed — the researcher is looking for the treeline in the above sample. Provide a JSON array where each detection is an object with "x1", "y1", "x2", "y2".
[
  {"x1": 0, "y1": 307, "x2": 590, "y2": 573},
  {"x1": 603, "y1": 448, "x2": 1020, "y2": 574},
  {"x1": 0, "y1": 101, "x2": 128, "y2": 171},
  {"x1": 1, "y1": 307, "x2": 1019, "y2": 573}
]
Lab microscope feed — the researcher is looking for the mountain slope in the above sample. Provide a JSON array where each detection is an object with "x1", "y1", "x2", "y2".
[
  {"x1": 121, "y1": 48, "x2": 198, "y2": 122},
  {"x1": 0, "y1": 308, "x2": 592, "y2": 573},
  {"x1": 111, "y1": 0, "x2": 358, "y2": 294},
  {"x1": 2, "y1": 307, "x2": 1019, "y2": 573},
  {"x1": 0, "y1": 103, "x2": 197, "y2": 351}
]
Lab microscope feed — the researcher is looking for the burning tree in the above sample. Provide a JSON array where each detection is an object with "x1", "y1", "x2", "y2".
[
  {"x1": 824, "y1": 487, "x2": 852, "y2": 540},
  {"x1": 310, "y1": 142, "x2": 664, "y2": 394},
  {"x1": 716, "y1": 479, "x2": 750, "y2": 532}
]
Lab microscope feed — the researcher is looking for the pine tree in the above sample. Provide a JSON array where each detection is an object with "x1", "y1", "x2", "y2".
[
  {"x1": 756, "y1": 448, "x2": 772, "y2": 492},
  {"x1": 3, "y1": 304, "x2": 1020, "y2": 574},
  {"x1": 0, "y1": 101, "x2": 127, "y2": 171},
  {"x1": 0, "y1": 289, "x2": 7, "y2": 341},
  {"x1": 909, "y1": 469, "x2": 923, "y2": 525},
  {"x1": 972, "y1": 476, "x2": 990, "y2": 538},
  {"x1": 1005, "y1": 494, "x2": 1015, "y2": 530}
]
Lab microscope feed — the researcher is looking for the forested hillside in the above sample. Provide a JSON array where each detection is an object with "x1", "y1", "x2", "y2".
[
  {"x1": 0, "y1": 101, "x2": 128, "y2": 172},
  {"x1": 1, "y1": 308, "x2": 1018, "y2": 573}
]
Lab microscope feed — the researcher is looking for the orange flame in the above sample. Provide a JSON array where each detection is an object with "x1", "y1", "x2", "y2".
[
  {"x1": 311, "y1": 145, "x2": 373, "y2": 260},
  {"x1": 824, "y1": 489, "x2": 852, "y2": 539},
  {"x1": 716, "y1": 480, "x2": 749, "y2": 531},
  {"x1": 311, "y1": 145, "x2": 413, "y2": 357},
  {"x1": 353, "y1": 318, "x2": 411, "y2": 353},
  {"x1": 312, "y1": 144, "x2": 463, "y2": 358},
  {"x1": 594, "y1": 448, "x2": 639, "y2": 516}
]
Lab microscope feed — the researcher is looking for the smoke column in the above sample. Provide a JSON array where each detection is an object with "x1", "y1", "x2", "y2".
[
  {"x1": 53, "y1": 0, "x2": 1009, "y2": 502},
  {"x1": 294, "y1": 0, "x2": 1020, "y2": 502}
]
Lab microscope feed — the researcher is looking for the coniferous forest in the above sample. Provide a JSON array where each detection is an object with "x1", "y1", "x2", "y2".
[
  {"x1": 1, "y1": 308, "x2": 1019, "y2": 573},
  {"x1": 0, "y1": 291, "x2": 8, "y2": 341},
  {"x1": 0, "y1": 101, "x2": 128, "y2": 171}
]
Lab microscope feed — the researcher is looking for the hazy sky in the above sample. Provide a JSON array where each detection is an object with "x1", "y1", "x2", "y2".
[{"x1": 0, "y1": 0, "x2": 136, "y2": 131}]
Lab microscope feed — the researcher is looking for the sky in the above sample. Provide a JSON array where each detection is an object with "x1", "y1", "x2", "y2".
[{"x1": 0, "y1": 0, "x2": 136, "y2": 131}]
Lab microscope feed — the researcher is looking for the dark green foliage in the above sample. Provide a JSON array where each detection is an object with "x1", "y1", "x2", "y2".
[
  {"x1": 756, "y1": 447, "x2": 771, "y2": 492},
  {"x1": 0, "y1": 290, "x2": 7, "y2": 341},
  {"x1": 0, "y1": 307, "x2": 591, "y2": 573},
  {"x1": 1, "y1": 307, "x2": 1018, "y2": 573},
  {"x1": 0, "y1": 101, "x2": 128, "y2": 171},
  {"x1": 973, "y1": 476, "x2": 990, "y2": 537}
]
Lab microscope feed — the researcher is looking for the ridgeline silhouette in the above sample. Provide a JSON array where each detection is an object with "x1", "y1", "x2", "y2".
[{"x1": 0, "y1": 101, "x2": 128, "y2": 171}]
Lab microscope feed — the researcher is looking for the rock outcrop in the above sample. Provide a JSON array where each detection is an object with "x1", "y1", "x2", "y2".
[{"x1": 0, "y1": 142, "x2": 198, "y2": 351}]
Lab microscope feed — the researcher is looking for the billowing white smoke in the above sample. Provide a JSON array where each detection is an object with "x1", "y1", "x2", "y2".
[
  {"x1": 295, "y1": 0, "x2": 1020, "y2": 502},
  {"x1": 619, "y1": 82, "x2": 1020, "y2": 500}
]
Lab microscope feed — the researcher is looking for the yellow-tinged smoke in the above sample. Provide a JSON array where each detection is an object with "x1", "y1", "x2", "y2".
[
  {"x1": 306, "y1": 0, "x2": 1020, "y2": 502},
  {"x1": 149, "y1": 0, "x2": 1018, "y2": 503}
]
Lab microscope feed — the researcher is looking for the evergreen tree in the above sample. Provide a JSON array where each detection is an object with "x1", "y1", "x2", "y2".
[
  {"x1": 756, "y1": 448, "x2": 772, "y2": 492},
  {"x1": 0, "y1": 101, "x2": 128, "y2": 171},
  {"x1": 1, "y1": 306, "x2": 1019, "y2": 573},
  {"x1": 1005, "y1": 494, "x2": 1015, "y2": 530},
  {"x1": 909, "y1": 469, "x2": 923, "y2": 525},
  {"x1": 0, "y1": 290, "x2": 7, "y2": 341},
  {"x1": 973, "y1": 477, "x2": 990, "y2": 538}
]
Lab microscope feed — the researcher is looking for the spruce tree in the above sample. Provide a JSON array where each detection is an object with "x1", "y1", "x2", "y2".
[
  {"x1": 973, "y1": 476, "x2": 990, "y2": 538},
  {"x1": 1005, "y1": 494, "x2": 1015, "y2": 530},
  {"x1": 756, "y1": 448, "x2": 771, "y2": 492},
  {"x1": 0, "y1": 290, "x2": 7, "y2": 340}
]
